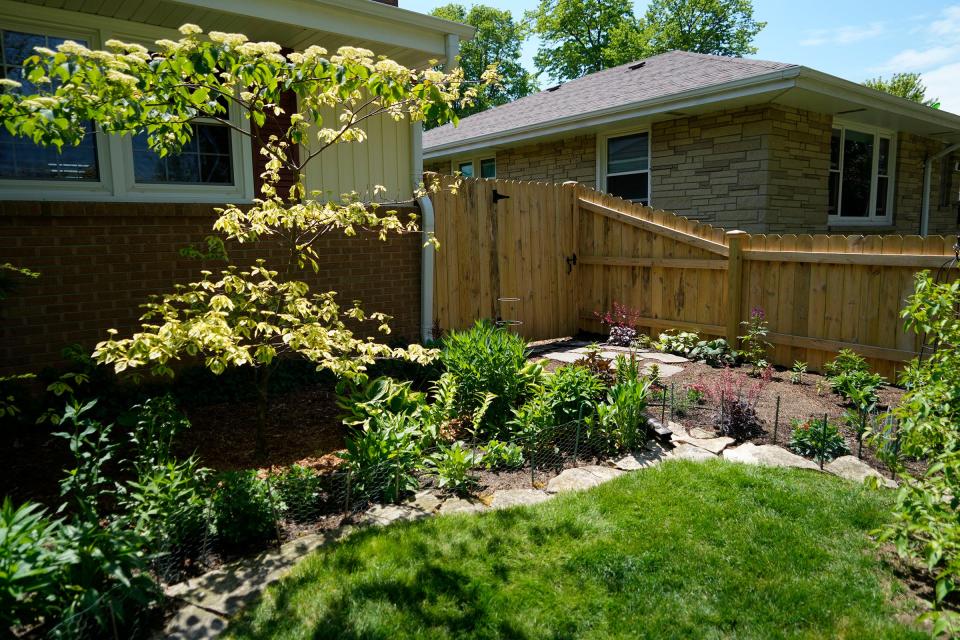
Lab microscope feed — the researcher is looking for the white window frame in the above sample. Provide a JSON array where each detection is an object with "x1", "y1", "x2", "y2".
[
  {"x1": 451, "y1": 155, "x2": 496, "y2": 179},
  {"x1": 597, "y1": 127, "x2": 652, "y2": 206},
  {"x1": 828, "y1": 119, "x2": 896, "y2": 227},
  {"x1": 0, "y1": 11, "x2": 254, "y2": 203}
]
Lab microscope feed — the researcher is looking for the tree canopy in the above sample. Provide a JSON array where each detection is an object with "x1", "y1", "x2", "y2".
[
  {"x1": 429, "y1": 3, "x2": 536, "y2": 122},
  {"x1": 528, "y1": 0, "x2": 766, "y2": 82},
  {"x1": 863, "y1": 72, "x2": 939, "y2": 108},
  {"x1": 0, "y1": 25, "x2": 494, "y2": 455}
]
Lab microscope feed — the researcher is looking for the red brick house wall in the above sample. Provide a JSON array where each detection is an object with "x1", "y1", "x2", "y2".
[{"x1": 0, "y1": 201, "x2": 422, "y2": 374}]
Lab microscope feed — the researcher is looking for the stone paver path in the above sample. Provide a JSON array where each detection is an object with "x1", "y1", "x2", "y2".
[{"x1": 542, "y1": 344, "x2": 688, "y2": 379}]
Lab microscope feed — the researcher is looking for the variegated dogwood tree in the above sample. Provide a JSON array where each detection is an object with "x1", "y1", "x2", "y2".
[{"x1": 0, "y1": 25, "x2": 496, "y2": 456}]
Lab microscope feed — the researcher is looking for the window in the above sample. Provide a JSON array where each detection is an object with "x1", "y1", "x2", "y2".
[
  {"x1": 457, "y1": 161, "x2": 474, "y2": 177},
  {"x1": 603, "y1": 131, "x2": 649, "y2": 204},
  {"x1": 0, "y1": 29, "x2": 99, "y2": 181},
  {"x1": 829, "y1": 124, "x2": 896, "y2": 224},
  {"x1": 479, "y1": 158, "x2": 496, "y2": 179},
  {"x1": 133, "y1": 123, "x2": 233, "y2": 185}
]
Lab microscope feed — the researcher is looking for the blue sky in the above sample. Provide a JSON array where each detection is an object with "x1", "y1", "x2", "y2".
[{"x1": 405, "y1": 0, "x2": 960, "y2": 112}]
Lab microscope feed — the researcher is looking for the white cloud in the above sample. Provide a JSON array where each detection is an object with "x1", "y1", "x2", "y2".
[
  {"x1": 930, "y1": 5, "x2": 960, "y2": 39},
  {"x1": 921, "y1": 62, "x2": 960, "y2": 113},
  {"x1": 800, "y1": 22, "x2": 885, "y2": 47},
  {"x1": 871, "y1": 46, "x2": 960, "y2": 72}
]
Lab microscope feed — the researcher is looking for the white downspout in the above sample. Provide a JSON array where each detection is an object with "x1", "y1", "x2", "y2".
[
  {"x1": 414, "y1": 123, "x2": 435, "y2": 344},
  {"x1": 416, "y1": 32, "x2": 461, "y2": 344},
  {"x1": 921, "y1": 142, "x2": 960, "y2": 235}
]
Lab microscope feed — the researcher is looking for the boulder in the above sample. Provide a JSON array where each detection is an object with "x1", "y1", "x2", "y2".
[
  {"x1": 825, "y1": 456, "x2": 898, "y2": 488},
  {"x1": 722, "y1": 443, "x2": 820, "y2": 471},
  {"x1": 545, "y1": 465, "x2": 623, "y2": 493},
  {"x1": 672, "y1": 435, "x2": 735, "y2": 455},
  {"x1": 489, "y1": 489, "x2": 552, "y2": 509},
  {"x1": 669, "y1": 443, "x2": 717, "y2": 462}
]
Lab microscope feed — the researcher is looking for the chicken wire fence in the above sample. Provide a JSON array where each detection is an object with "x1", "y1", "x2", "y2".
[{"x1": 645, "y1": 381, "x2": 902, "y2": 470}]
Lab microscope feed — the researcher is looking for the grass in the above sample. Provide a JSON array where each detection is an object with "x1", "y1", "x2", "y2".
[{"x1": 226, "y1": 460, "x2": 922, "y2": 640}]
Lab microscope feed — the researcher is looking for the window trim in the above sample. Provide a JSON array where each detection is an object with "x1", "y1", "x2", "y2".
[
  {"x1": 828, "y1": 119, "x2": 897, "y2": 227},
  {"x1": 451, "y1": 155, "x2": 495, "y2": 179},
  {"x1": 0, "y1": 14, "x2": 254, "y2": 203},
  {"x1": 597, "y1": 127, "x2": 652, "y2": 206}
]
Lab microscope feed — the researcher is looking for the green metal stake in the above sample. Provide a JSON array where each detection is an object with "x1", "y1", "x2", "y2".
[
  {"x1": 773, "y1": 394, "x2": 781, "y2": 443},
  {"x1": 819, "y1": 412, "x2": 828, "y2": 470},
  {"x1": 669, "y1": 383, "x2": 675, "y2": 422},
  {"x1": 573, "y1": 405, "x2": 584, "y2": 466}
]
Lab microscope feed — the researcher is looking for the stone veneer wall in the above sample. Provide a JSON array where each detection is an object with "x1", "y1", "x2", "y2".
[
  {"x1": 493, "y1": 135, "x2": 597, "y2": 187},
  {"x1": 893, "y1": 132, "x2": 959, "y2": 236}
]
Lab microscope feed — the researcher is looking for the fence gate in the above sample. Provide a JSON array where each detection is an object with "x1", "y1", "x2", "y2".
[{"x1": 431, "y1": 176, "x2": 578, "y2": 339}]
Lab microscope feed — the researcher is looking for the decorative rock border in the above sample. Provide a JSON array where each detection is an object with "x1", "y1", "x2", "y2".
[{"x1": 160, "y1": 428, "x2": 897, "y2": 639}]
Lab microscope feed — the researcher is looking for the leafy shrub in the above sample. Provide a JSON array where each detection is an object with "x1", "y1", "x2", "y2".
[
  {"x1": 122, "y1": 394, "x2": 191, "y2": 472},
  {"x1": 685, "y1": 383, "x2": 707, "y2": 405},
  {"x1": 824, "y1": 348, "x2": 868, "y2": 378},
  {"x1": 211, "y1": 471, "x2": 277, "y2": 551},
  {"x1": 573, "y1": 345, "x2": 616, "y2": 386},
  {"x1": 707, "y1": 368, "x2": 766, "y2": 441},
  {"x1": 426, "y1": 442, "x2": 482, "y2": 495},
  {"x1": 340, "y1": 413, "x2": 424, "y2": 503},
  {"x1": 0, "y1": 500, "x2": 65, "y2": 632},
  {"x1": 614, "y1": 352, "x2": 644, "y2": 384},
  {"x1": 688, "y1": 338, "x2": 737, "y2": 366},
  {"x1": 596, "y1": 302, "x2": 639, "y2": 346},
  {"x1": 789, "y1": 417, "x2": 849, "y2": 464},
  {"x1": 272, "y1": 464, "x2": 323, "y2": 522},
  {"x1": 830, "y1": 369, "x2": 885, "y2": 405},
  {"x1": 790, "y1": 361, "x2": 807, "y2": 385},
  {"x1": 591, "y1": 378, "x2": 652, "y2": 453},
  {"x1": 336, "y1": 376, "x2": 426, "y2": 427},
  {"x1": 869, "y1": 272, "x2": 960, "y2": 633},
  {"x1": 739, "y1": 307, "x2": 771, "y2": 374},
  {"x1": 480, "y1": 439, "x2": 525, "y2": 470},
  {"x1": 440, "y1": 320, "x2": 539, "y2": 434},
  {"x1": 542, "y1": 365, "x2": 606, "y2": 425},
  {"x1": 653, "y1": 331, "x2": 701, "y2": 356}
]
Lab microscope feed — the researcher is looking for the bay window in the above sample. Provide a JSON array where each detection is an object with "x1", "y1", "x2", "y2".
[
  {"x1": 601, "y1": 131, "x2": 650, "y2": 205},
  {"x1": 829, "y1": 123, "x2": 895, "y2": 224}
]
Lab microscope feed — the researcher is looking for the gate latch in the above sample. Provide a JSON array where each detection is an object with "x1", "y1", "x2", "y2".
[
  {"x1": 492, "y1": 189, "x2": 510, "y2": 204},
  {"x1": 566, "y1": 253, "x2": 577, "y2": 274}
]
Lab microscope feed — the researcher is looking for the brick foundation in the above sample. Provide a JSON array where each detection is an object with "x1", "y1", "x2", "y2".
[{"x1": 0, "y1": 201, "x2": 422, "y2": 374}]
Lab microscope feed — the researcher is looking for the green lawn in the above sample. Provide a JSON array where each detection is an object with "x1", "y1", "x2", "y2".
[{"x1": 227, "y1": 460, "x2": 922, "y2": 640}]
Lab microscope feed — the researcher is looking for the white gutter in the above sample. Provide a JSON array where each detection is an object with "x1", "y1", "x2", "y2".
[{"x1": 921, "y1": 142, "x2": 960, "y2": 235}]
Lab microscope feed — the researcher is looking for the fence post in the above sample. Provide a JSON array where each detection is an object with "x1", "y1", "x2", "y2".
[{"x1": 725, "y1": 230, "x2": 748, "y2": 348}]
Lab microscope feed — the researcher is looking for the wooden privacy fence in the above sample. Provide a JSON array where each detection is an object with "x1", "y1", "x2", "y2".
[{"x1": 430, "y1": 174, "x2": 960, "y2": 378}]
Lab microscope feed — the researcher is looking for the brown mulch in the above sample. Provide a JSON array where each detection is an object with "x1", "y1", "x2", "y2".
[{"x1": 178, "y1": 384, "x2": 346, "y2": 472}]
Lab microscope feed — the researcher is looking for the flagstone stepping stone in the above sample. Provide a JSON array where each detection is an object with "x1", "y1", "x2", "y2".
[
  {"x1": 672, "y1": 434, "x2": 735, "y2": 455},
  {"x1": 669, "y1": 443, "x2": 717, "y2": 461},
  {"x1": 722, "y1": 443, "x2": 820, "y2": 471},
  {"x1": 438, "y1": 497, "x2": 488, "y2": 515},
  {"x1": 545, "y1": 465, "x2": 624, "y2": 493},
  {"x1": 642, "y1": 363, "x2": 683, "y2": 378},
  {"x1": 643, "y1": 352, "x2": 689, "y2": 364},
  {"x1": 543, "y1": 350, "x2": 583, "y2": 363},
  {"x1": 489, "y1": 489, "x2": 552, "y2": 509},
  {"x1": 825, "y1": 455, "x2": 897, "y2": 488}
]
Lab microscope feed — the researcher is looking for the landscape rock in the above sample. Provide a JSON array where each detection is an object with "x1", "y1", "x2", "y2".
[
  {"x1": 406, "y1": 489, "x2": 445, "y2": 513},
  {"x1": 489, "y1": 489, "x2": 552, "y2": 509},
  {"x1": 359, "y1": 504, "x2": 428, "y2": 527},
  {"x1": 438, "y1": 497, "x2": 488, "y2": 515},
  {"x1": 613, "y1": 448, "x2": 666, "y2": 471},
  {"x1": 672, "y1": 435, "x2": 735, "y2": 455},
  {"x1": 825, "y1": 456, "x2": 898, "y2": 488},
  {"x1": 545, "y1": 465, "x2": 623, "y2": 493},
  {"x1": 723, "y1": 443, "x2": 820, "y2": 471},
  {"x1": 669, "y1": 443, "x2": 717, "y2": 461},
  {"x1": 688, "y1": 427, "x2": 716, "y2": 439}
]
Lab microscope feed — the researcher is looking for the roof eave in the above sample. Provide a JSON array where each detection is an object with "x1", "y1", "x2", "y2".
[{"x1": 424, "y1": 67, "x2": 803, "y2": 158}]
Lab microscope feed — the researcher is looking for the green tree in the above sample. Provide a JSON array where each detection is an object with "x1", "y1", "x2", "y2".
[
  {"x1": 636, "y1": 0, "x2": 766, "y2": 58},
  {"x1": 0, "y1": 26, "x2": 494, "y2": 457},
  {"x1": 864, "y1": 72, "x2": 939, "y2": 107},
  {"x1": 430, "y1": 4, "x2": 536, "y2": 121},
  {"x1": 529, "y1": 0, "x2": 765, "y2": 82},
  {"x1": 528, "y1": 0, "x2": 636, "y2": 81}
]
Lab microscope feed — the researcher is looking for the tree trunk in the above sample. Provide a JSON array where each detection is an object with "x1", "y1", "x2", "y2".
[{"x1": 254, "y1": 366, "x2": 272, "y2": 461}]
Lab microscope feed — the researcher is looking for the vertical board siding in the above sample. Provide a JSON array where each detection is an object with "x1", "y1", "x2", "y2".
[{"x1": 432, "y1": 176, "x2": 958, "y2": 377}]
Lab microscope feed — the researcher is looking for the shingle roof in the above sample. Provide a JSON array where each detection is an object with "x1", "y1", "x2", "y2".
[{"x1": 424, "y1": 51, "x2": 798, "y2": 150}]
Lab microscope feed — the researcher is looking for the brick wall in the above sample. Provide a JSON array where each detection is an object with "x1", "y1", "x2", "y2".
[{"x1": 0, "y1": 202, "x2": 422, "y2": 374}]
